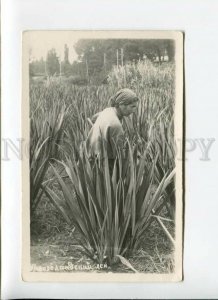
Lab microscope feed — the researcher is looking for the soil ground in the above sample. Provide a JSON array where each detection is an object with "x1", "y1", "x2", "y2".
[{"x1": 31, "y1": 198, "x2": 175, "y2": 274}]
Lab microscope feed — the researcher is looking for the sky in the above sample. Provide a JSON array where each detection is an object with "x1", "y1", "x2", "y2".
[{"x1": 27, "y1": 31, "x2": 79, "y2": 63}]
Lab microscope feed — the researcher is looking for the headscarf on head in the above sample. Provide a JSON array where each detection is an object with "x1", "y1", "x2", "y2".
[{"x1": 110, "y1": 88, "x2": 138, "y2": 107}]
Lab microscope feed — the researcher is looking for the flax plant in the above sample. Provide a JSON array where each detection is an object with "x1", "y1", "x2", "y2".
[
  {"x1": 51, "y1": 140, "x2": 175, "y2": 265},
  {"x1": 30, "y1": 102, "x2": 67, "y2": 213}
]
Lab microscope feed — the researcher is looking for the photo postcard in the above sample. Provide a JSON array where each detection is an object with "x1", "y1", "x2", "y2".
[{"x1": 22, "y1": 30, "x2": 184, "y2": 282}]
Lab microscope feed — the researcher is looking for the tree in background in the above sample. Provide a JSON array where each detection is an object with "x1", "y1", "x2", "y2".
[
  {"x1": 62, "y1": 44, "x2": 72, "y2": 76},
  {"x1": 29, "y1": 57, "x2": 45, "y2": 77},
  {"x1": 165, "y1": 40, "x2": 175, "y2": 62},
  {"x1": 64, "y1": 44, "x2": 69, "y2": 64},
  {"x1": 46, "y1": 48, "x2": 60, "y2": 76},
  {"x1": 29, "y1": 40, "x2": 175, "y2": 82}
]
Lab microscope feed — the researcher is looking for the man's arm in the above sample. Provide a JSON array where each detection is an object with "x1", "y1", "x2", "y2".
[{"x1": 108, "y1": 124, "x2": 125, "y2": 156}]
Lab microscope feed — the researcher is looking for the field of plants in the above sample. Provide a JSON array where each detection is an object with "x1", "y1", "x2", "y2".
[{"x1": 30, "y1": 59, "x2": 176, "y2": 273}]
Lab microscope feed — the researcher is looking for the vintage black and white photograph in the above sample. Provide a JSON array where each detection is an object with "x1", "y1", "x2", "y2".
[{"x1": 22, "y1": 31, "x2": 183, "y2": 282}]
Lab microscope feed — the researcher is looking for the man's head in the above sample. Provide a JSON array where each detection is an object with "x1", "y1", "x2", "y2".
[{"x1": 111, "y1": 88, "x2": 139, "y2": 117}]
